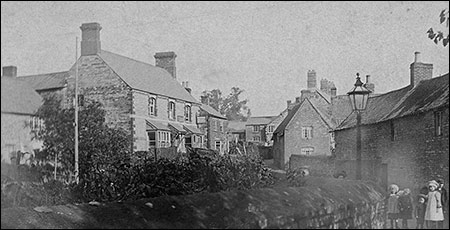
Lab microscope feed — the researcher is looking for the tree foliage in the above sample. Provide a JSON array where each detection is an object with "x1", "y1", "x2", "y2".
[
  {"x1": 201, "y1": 87, "x2": 251, "y2": 121},
  {"x1": 32, "y1": 95, "x2": 131, "y2": 182},
  {"x1": 427, "y1": 9, "x2": 449, "y2": 47}
]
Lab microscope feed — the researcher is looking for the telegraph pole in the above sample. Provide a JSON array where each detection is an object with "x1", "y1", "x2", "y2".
[{"x1": 74, "y1": 37, "x2": 79, "y2": 184}]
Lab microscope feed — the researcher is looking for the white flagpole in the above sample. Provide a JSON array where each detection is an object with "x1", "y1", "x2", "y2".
[{"x1": 75, "y1": 36, "x2": 79, "y2": 184}]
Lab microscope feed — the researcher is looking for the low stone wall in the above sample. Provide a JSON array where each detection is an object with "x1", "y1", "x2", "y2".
[
  {"x1": 1, "y1": 178, "x2": 386, "y2": 229},
  {"x1": 289, "y1": 155, "x2": 336, "y2": 177}
]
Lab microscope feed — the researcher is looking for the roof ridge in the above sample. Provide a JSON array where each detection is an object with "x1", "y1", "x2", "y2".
[
  {"x1": 101, "y1": 50, "x2": 156, "y2": 68},
  {"x1": 17, "y1": 70, "x2": 69, "y2": 78},
  {"x1": 306, "y1": 98, "x2": 334, "y2": 129}
]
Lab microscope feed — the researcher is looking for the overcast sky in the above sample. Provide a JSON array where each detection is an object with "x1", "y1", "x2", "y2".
[{"x1": 1, "y1": 1, "x2": 449, "y2": 116}]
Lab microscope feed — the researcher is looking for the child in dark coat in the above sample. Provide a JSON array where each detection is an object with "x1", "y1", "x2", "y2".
[{"x1": 415, "y1": 194, "x2": 427, "y2": 229}]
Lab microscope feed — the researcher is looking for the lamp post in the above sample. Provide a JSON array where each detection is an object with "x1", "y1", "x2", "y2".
[{"x1": 347, "y1": 73, "x2": 371, "y2": 180}]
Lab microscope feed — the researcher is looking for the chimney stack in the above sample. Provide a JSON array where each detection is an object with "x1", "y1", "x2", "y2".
[
  {"x1": 80, "y1": 22, "x2": 102, "y2": 56},
  {"x1": 184, "y1": 81, "x2": 192, "y2": 94},
  {"x1": 330, "y1": 86, "x2": 337, "y2": 97},
  {"x1": 410, "y1": 51, "x2": 433, "y2": 87},
  {"x1": 364, "y1": 75, "x2": 375, "y2": 93},
  {"x1": 300, "y1": 89, "x2": 312, "y2": 102},
  {"x1": 2, "y1": 66, "x2": 17, "y2": 78},
  {"x1": 200, "y1": 95, "x2": 209, "y2": 105},
  {"x1": 154, "y1": 51, "x2": 177, "y2": 79},
  {"x1": 295, "y1": 97, "x2": 301, "y2": 103},
  {"x1": 307, "y1": 70, "x2": 317, "y2": 89}
]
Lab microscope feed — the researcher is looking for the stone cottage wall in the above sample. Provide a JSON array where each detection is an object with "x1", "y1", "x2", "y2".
[{"x1": 335, "y1": 106, "x2": 449, "y2": 197}]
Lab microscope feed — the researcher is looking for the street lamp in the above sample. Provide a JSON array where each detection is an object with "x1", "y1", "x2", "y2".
[{"x1": 347, "y1": 73, "x2": 372, "y2": 180}]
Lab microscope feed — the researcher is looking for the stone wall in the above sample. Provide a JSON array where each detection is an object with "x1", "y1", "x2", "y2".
[
  {"x1": 289, "y1": 155, "x2": 336, "y2": 177},
  {"x1": 283, "y1": 99, "x2": 332, "y2": 165},
  {"x1": 335, "y1": 107, "x2": 449, "y2": 197},
  {"x1": 1, "y1": 178, "x2": 386, "y2": 229}
]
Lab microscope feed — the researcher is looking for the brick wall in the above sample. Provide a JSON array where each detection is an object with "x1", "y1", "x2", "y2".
[
  {"x1": 335, "y1": 106, "x2": 449, "y2": 196},
  {"x1": 1, "y1": 178, "x2": 386, "y2": 229}
]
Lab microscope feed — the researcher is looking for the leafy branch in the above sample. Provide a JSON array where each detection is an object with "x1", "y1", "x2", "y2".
[{"x1": 427, "y1": 9, "x2": 449, "y2": 47}]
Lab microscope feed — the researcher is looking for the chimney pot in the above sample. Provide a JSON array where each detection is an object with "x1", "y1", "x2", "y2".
[
  {"x1": 414, "y1": 51, "x2": 421, "y2": 63},
  {"x1": 330, "y1": 87, "x2": 337, "y2": 97},
  {"x1": 2, "y1": 66, "x2": 17, "y2": 78},
  {"x1": 80, "y1": 22, "x2": 102, "y2": 56}
]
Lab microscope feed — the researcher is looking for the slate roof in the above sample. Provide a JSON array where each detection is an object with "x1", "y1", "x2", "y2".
[
  {"x1": 99, "y1": 50, "x2": 198, "y2": 104},
  {"x1": 200, "y1": 104, "x2": 226, "y2": 119},
  {"x1": 227, "y1": 121, "x2": 246, "y2": 132},
  {"x1": 246, "y1": 116, "x2": 277, "y2": 126},
  {"x1": 17, "y1": 71, "x2": 68, "y2": 91},
  {"x1": 336, "y1": 73, "x2": 449, "y2": 130},
  {"x1": 1, "y1": 77, "x2": 43, "y2": 115},
  {"x1": 273, "y1": 97, "x2": 336, "y2": 135}
]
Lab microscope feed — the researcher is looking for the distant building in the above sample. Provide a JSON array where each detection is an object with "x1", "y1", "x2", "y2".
[
  {"x1": 272, "y1": 70, "x2": 353, "y2": 169},
  {"x1": 265, "y1": 109, "x2": 289, "y2": 146},
  {"x1": 198, "y1": 97, "x2": 229, "y2": 154},
  {"x1": 12, "y1": 22, "x2": 205, "y2": 155},
  {"x1": 227, "y1": 121, "x2": 246, "y2": 144},
  {"x1": 335, "y1": 52, "x2": 449, "y2": 193},
  {"x1": 245, "y1": 116, "x2": 277, "y2": 145},
  {"x1": 1, "y1": 66, "x2": 43, "y2": 165}
]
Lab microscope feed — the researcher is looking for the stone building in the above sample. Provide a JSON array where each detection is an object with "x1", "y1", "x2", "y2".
[
  {"x1": 198, "y1": 97, "x2": 229, "y2": 154},
  {"x1": 334, "y1": 52, "x2": 449, "y2": 194},
  {"x1": 227, "y1": 121, "x2": 246, "y2": 144},
  {"x1": 265, "y1": 109, "x2": 289, "y2": 146},
  {"x1": 14, "y1": 22, "x2": 204, "y2": 154},
  {"x1": 1, "y1": 66, "x2": 43, "y2": 165},
  {"x1": 272, "y1": 70, "x2": 353, "y2": 169},
  {"x1": 245, "y1": 116, "x2": 277, "y2": 144}
]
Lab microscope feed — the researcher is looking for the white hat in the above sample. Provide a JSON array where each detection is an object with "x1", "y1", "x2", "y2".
[{"x1": 428, "y1": 180, "x2": 439, "y2": 189}]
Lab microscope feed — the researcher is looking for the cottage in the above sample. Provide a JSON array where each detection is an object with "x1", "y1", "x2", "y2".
[
  {"x1": 1, "y1": 66, "x2": 43, "y2": 165},
  {"x1": 13, "y1": 22, "x2": 205, "y2": 155},
  {"x1": 272, "y1": 70, "x2": 352, "y2": 169},
  {"x1": 198, "y1": 97, "x2": 229, "y2": 154},
  {"x1": 245, "y1": 116, "x2": 277, "y2": 144},
  {"x1": 335, "y1": 52, "x2": 449, "y2": 193}
]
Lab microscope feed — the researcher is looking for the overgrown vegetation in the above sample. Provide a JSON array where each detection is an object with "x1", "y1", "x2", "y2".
[{"x1": 1, "y1": 97, "x2": 274, "y2": 208}]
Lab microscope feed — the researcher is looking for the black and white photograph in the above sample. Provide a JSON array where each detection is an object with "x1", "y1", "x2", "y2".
[{"x1": 1, "y1": 1, "x2": 449, "y2": 229}]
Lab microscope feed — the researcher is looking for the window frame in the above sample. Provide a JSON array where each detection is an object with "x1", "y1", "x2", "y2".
[
  {"x1": 168, "y1": 101, "x2": 176, "y2": 120},
  {"x1": 300, "y1": 147, "x2": 314, "y2": 156},
  {"x1": 253, "y1": 125, "x2": 260, "y2": 132},
  {"x1": 148, "y1": 96, "x2": 157, "y2": 116},
  {"x1": 184, "y1": 104, "x2": 192, "y2": 122},
  {"x1": 301, "y1": 126, "x2": 313, "y2": 139},
  {"x1": 435, "y1": 110, "x2": 443, "y2": 136}
]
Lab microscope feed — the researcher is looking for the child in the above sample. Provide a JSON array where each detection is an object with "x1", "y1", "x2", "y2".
[
  {"x1": 387, "y1": 184, "x2": 400, "y2": 229},
  {"x1": 398, "y1": 188, "x2": 413, "y2": 228},
  {"x1": 415, "y1": 194, "x2": 427, "y2": 229},
  {"x1": 424, "y1": 180, "x2": 444, "y2": 229}
]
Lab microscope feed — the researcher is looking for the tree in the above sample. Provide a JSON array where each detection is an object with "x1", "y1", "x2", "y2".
[
  {"x1": 427, "y1": 9, "x2": 449, "y2": 47},
  {"x1": 32, "y1": 95, "x2": 131, "y2": 182},
  {"x1": 201, "y1": 87, "x2": 251, "y2": 121}
]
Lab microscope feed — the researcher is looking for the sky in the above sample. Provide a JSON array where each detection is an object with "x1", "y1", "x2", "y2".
[{"x1": 1, "y1": 1, "x2": 449, "y2": 116}]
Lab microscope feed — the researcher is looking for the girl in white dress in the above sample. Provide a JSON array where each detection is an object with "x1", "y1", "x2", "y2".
[{"x1": 424, "y1": 180, "x2": 444, "y2": 229}]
